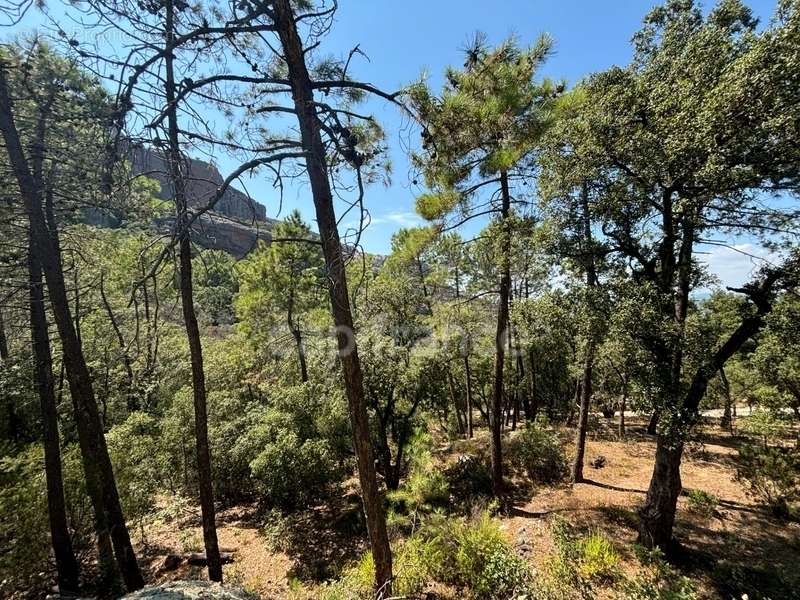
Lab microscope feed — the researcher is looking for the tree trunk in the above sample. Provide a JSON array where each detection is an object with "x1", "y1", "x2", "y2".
[
  {"x1": 0, "y1": 63, "x2": 144, "y2": 592},
  {"x1": 719, "y1": 367, "x2": 733, "y2": 433},
  {"x1": 163, "y1": 0, "x2": 222, "y2": 580},
  {"x1": 448, "y1": 370, "x2": 465, "y2": 435},
  {"x1": 489, "y1": 169, "x2": 512, "y2": 497},
  {"x1": 527, "y1": 348, "x2": 539, "y2": 423},
  {"x1": 291, "y1": 326, "x2": 309, "y2": 383},
  {"x1": 571, "y1": 340, "x2": 595, "y2": 483},
  {"x1": 618, "y1": 380, "x2": 627, "y2": 440},
  {"x1": 0, "y1": 63, "x2": 144, "y2": 590},
  {"x1": 464, "y1": 355, "x2": 474, "y2": 438},
  {"x1": 273, "y1": 1, "x2": 393, "y2": 593},
  {"x1": 0, "y1": 306, "x2": 14, "y2": 442},
  {"x1": 28, "y1": 241, "x2": 81, "y2": 595},
  {"x1": 646, "y1": 409, "x2": 660, "y2": 435},
  {"x1": 639, "y1": 269, "x2": 780, "y2": 550},
  {"x1": 638, "y1": 437, "x2": 683, "y2": 551},
  {"x1": 571, "y1": 182, "x2": 598, "y2": 483},
  {"x1": 0, "y1": 308, "x2": 7, "y2": 360}
]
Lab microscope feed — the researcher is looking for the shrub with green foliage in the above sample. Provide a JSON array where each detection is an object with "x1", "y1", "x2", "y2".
[
  {"x1": 542, "y1": 516, "x2": 619, "y2": 593},
  {"x1": 735, "y1": 443, "x2": 799, "y2": 518},
  {"x1": 249, "y1": 431, "x2": 339, "y2": 508},
  {"x1": 506, "y1": 425, "x2": 568, "y2": 483},
  {"x1": 685, "y1": 489, "x2": 718, "y2": 518},
  {"x1": 624, "y1": 547, "x2": 696, "y2": 600},
  {"x1": 234, "y1": 383, "x2": 349, "y2": 508},
  {"x1": 160, "y1": 381, "x2": 350, "y2": 508},
  {"x1": 445, "y1": 454, "x2": 494, "y2": 502},
  {"x1": 738, "y1": 408, "x2": 791, "y2": 447},
  {"x1": 387, "y1": 431, "x2": 450, "y2": 531},
  {"x1": 424, "y1": 509, "x2": 533, "y2": 599},
  {"x1": 0, "y1": 445, "x2": 92, "y2": 596},
  {"x1": 322, "y1": 535, "x2": 442, "y2": 599},
  {"x1": 106, "y1": 412, "x2": 164, "y2": 534},
  {"x1": 327, "y1": 509, "x2": 531, "y2": 600}
]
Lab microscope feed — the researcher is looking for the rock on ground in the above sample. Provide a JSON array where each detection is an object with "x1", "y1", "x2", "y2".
[{"x1": 123, "y1": 581, "x2": 251, "y2": 600}]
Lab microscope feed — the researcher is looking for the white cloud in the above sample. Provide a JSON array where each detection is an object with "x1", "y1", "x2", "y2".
[
  {"x1": 340, "y1": 211, "x2": 425, "y2": 233},
  {"x1": 697, "y1": 242, "x2": 780, "y2": 289},
  {"x1": 370, "y1": 211, "x2": 425, "y2": 228}
]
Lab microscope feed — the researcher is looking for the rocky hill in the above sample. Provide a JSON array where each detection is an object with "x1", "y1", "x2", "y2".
[
  {"x1": 128, "y1": 145, "x2": 269, "y2": 223},
  {"x1": 128, "y1": 145, "x2": 278, "y2": 257}
]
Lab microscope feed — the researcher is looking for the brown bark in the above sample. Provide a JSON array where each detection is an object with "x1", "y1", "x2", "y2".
[
  {"x1": 639, "y1": 437, "x2": 683, "y2": 551},
  {"x1": 163, "y1": 0, "x2": 222, "y2": 581},
  {"x1": 0, "y1": 61, "x2": 144, "y2": 592},
  {"x1": 464, "y1": 355, "x2": 474, "y2": 438},
  {"x1": 571, "y1": 341, "x2": 595, "y2": 483},
  {"x1": 639, "y1": 266, "x2": 785, "y2": 550},
  {"x1": 28, "y1": 237, "x2": 81, "y2": 595},
  {"x1": 272, "y1": 0, "x2": 393, "y2": 593},
  {"x1": 571, "y1": 183, "x2": 598, "y2": 484},
  {"x1": 489, "y1": 169, "x2": 512, "y2": 496},
  {"x1": 719, "y1": 367, "x2": 733, "y2": 433}
]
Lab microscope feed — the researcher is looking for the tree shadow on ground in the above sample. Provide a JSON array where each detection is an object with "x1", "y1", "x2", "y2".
[{"x1": 267, "y1": 493, "x2": 368, "y2": 583}]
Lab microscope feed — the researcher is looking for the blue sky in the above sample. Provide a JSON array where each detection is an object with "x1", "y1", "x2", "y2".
[
  {"x1": 312, "y1": 0, "x2": 783, "y2": 288},
  {"x1": 11, "y1": 0, "x2": 784, "y2": 287}
]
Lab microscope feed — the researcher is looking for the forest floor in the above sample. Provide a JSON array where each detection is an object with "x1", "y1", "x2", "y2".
[{"x1": 134, "y1": 417, "x2": 800, "y2": 599}]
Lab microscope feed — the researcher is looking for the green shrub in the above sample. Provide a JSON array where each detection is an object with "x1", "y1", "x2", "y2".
[
  {"x1": 326, "y1": 511, "x2": 531, "y2": 600},
  {"x1": 0, "y1": 444, "x2": 93, "y2": 597},
  {"x1": 578, "y1": 531, "x2": 620, "y2": 581},
  {"x1": 249, "y1": 430, "x2": 340, "y2": 508},
  {"x1": 0, "y1": 446, "x2": 52, "y2": 594},
  {"x1": 425, "y1": 510, "x2": 532, "y2": 599},
  {"x1": 507, "y1": 426, "x2": 568, "y2": 484},
  {"x1": 685, "y1": 489, "x2": 718, "y2": 518},
  {"x1": 735, "y1": 443, "x2": 799, "y2": 518},
  {"x1": 106, "y1": 412, "x2": 163, "y2": 535},
  {"x1": 445, "y1": 454, "x2": 493, "y2": 501},
  {"x1": 322, "y1": 535, "x2": 442, "y2": 600},
  {"x1": 624, "y1": 547, "x2": 696, "y2": 600},
  {"x1": 163, "y1": 382, "x2": 350, "y2": 507},
  {"x1": 544, "y1": 516, "x2": 619, "y2": 590},
  {"x1": 738, "y1": 408, "x2": 790, "y2": 446}
]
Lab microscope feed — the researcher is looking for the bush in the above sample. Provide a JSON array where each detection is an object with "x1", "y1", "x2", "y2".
[
  {"x1": 685, "y1": 489, "x2": 718, "y2": 518},
  {"x1": 106, "y1": 412, "x2": 164, "y2": 534},
  {"x1": 249, "y1": 430, "x2": 340, "y2": 508},
  {"x1": 445, "y1": 454, "x2": 493, "y2": 501},
  {"x1": 544, "y1": 516, "x2": 619, "y2": 591},
  {"x1": 322, "y1": 535, "x2": 442, "y2": 600},
  {"x1": 162, "y1": 382, "x2": 351, "y2": 507},
  {"x1": 387, "y1": 433, "x2": 450, "y2": 526},
  {"x1": 578, "y1": 532, "x2": 620, "y2": 581},
  {"x1": 424, "y1": 510, "x2": 533, "y2": 599},
  {"x1": 0, "y1": 444, "x2": 93, "y2": 597},
  {"x1": 624, "y1": 547, "x2": 696, "y2": 600},
  {"x1": 507, "y1": 425, "x2": 568, "y2": 484},
  {"x1": 326, "y1": 510, "x2": 531, "y2": 600},
  {"x1": 735, "y1": 443, "x2": 799, "y2": 517}
]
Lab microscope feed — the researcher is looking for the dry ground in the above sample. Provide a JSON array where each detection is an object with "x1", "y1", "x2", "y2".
[{"x1": 137, "y1": 416, "x2": 800, "y2": 599}]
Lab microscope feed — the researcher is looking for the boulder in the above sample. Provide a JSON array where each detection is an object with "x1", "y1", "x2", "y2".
[{"x1": 123, "y1": 581, "x2": 251, "y2": 600}]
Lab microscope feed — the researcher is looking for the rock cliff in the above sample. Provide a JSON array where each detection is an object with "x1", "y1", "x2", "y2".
[
  {"x1": 126, "y1": 145, "x2": 279, "y2": 257},
  {"x1": 128, "y1": 144, "x2": 268, "y2": 223}
]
